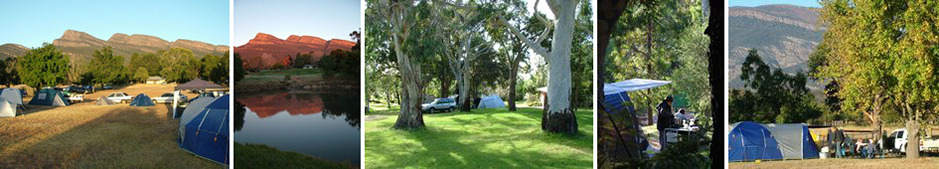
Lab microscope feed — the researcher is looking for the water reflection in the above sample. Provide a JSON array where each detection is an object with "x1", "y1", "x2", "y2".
[{"x1": 235, "y1": 91, "x2": 360, "y2": 165}]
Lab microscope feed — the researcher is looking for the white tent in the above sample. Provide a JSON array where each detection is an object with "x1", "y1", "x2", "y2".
[
  {"x1": 1, "y1": 88, "x2": 24, "y2": 108},
  {"x1": 0, "y1": 98, "x2": 16, "y2": 117},
  {"x1": 179, "y1": 96, "x2": 217, "y2": 141},
  {"x1": 477, "y1": 94, "x2": 506, "y2": 108}
]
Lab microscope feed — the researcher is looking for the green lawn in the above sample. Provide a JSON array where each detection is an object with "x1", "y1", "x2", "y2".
[{"x1": 364, "y1": 107, "x2": 593, "y2": 168}]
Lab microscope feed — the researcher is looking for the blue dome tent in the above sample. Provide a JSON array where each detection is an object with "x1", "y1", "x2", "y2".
[
  {"x1": 129, "y1": 93, "x2": 155, "y2": 106},
  {"x1": 180, "y1": 94, "x2": 229, "y2": 165},
  {"x1": 729, "y1": 121, "x2": 784, "y2": 161}
]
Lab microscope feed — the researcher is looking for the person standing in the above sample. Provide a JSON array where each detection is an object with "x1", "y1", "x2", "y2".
[
  {"x1": 657, "y1": 96, "x2": 674, "y2": 151},
  {"x1": 833, "y1": 128, "x2": 844, "y2": 158}
]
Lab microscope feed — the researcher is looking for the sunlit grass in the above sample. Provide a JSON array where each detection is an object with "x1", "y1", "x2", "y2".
[{"x1": 364, "y1": 107, "x2": 593, "y2": 168}]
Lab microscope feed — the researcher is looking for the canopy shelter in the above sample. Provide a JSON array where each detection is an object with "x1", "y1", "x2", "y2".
[
  {"x1": 94, "y1": 96, "x2": 116, "y2": 106},
  {"x1": 599, "y1": 78, "x2": 671, "y2": 160},
  {"x1": 1, "y1": 88, "x2": 25, "y2": 109},
  {"x1": 763, "y1": 123, "x2": 820, "y2": 160},
  {"x1": 28, "y1": 89, "x2": 69, "y2": 106},
  {"x1": 180, "y1": 94, "x2": 229, "y2": 165},
  {"x1": 175, "y1": 78, "x2": 224, "y2": 91},
  {"x1": 0, "y1": 98, "x2": 16, "y2": 117},
  {"x1": 130, "y1": 94, "x2": 155, "y2": 106},
  {"x1": 729, "y1": 121, "x2": 784, "y2": 161}
]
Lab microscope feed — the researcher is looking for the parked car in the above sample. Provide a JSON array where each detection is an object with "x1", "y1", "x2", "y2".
[
  {"x1": 102, "y1": 84, "x2": 113, "y2": 90},
  {"x1": 64, "y1": 86, "x2": 86, "y2": 94},
  {"x1": 152, "y1": 93, "x2": 188, "y2": 104},
  {"x1": 106, "y1": 92, "x2": 133, "y2": 103},
  {"x1": 68, "y1": 94, "x2": 83, "y2": 103},
  {"x1": 886, "y1": 128, "x2": 939, "y2": 154},
  {"x1": 82, "y1": 85, "x2": 95, "y2": 93},
  {"x1": 421, "y1": 98, "x2": 457, "y2": 113}
]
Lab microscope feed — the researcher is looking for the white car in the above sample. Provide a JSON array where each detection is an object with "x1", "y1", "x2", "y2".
[
  {"x1": 888, "y1": 128, "x2": 939, "y2": 154},
  {"x1": 106, "y1": 92, "x2": 133, "y2": 103},
  {"x1": 422, "y1": 98, "x2": 457, "y2": 113},
  {"x1": 152, "y1": 93, "x2": 188, "y2": 104}
]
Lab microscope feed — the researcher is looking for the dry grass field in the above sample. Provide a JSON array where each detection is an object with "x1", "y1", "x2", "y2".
[{"x1": 0, "y1": 84, "x2": 222, "y2": 168}]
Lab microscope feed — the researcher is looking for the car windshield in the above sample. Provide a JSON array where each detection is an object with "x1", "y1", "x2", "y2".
[{"x1": 161, "y1": 93, "x2": 173, "y2": 97}]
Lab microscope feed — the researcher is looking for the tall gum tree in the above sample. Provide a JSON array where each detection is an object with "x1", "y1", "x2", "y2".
[{"x1": 498, "y1": 0, "x2": 580, "y2": 134}]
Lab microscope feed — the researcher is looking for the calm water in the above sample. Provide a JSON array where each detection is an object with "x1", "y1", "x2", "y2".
[{"x1": 235, "y1": 91, "x2": 360, "y2": 165}]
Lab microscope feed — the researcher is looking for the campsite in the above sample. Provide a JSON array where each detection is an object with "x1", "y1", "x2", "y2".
[
  {"x1": 727, "y1": 0, "x2": 939, "y2": 168},
  {"x1": 0, "y1": 83, "x2": 229, "y2": 168},
  {"x1": 595, "y1": 0, "x2": 720, "y2": 168},
  {"x1": 364, "y1": 0, "x2": 594, "y2": 168}
]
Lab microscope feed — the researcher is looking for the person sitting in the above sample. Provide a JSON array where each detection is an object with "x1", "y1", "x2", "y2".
[{"x1": 674, "y1": 108, "x2": 690, "y2": 127}]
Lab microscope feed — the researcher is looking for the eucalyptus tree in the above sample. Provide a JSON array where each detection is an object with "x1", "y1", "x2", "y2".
[
  {"x1": 496, "y1": 0, "x2": 581, "y2": 134},
  {"x1": 819, "y1": 0, "x2": 939, "y2": 158},
  {"x1": 367, "y1": 0, "x2": 445, "y2": 129},
  {"x1": 441, "y1": 2, "x2": 493, "y2": 111}
]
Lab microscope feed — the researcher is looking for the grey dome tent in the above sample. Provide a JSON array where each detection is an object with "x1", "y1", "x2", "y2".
[
  {"x1": 763, "y1": 123, "x2": 820, "y2": 160},
  {"x1": 94, "y1": 96, "x2": 116, "y2": 105},
  {"x1": 1, "y1": 88, "x2": 24, "y2": 109},
  {"x1": 28, "y1": 89, "x2": 69, "y2": 106},
  {"x1": 477, "y1": 94, "x2": 505, "y2": 108},
  {"x1": 130, "y1": 94, "x2": 155, "y2": 106},
  {"x1": 0, "y1": 98, "x2": 16, "y2": 117}
]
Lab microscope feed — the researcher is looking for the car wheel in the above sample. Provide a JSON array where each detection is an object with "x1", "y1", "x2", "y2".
[
  {"x1": 430, "y1": 108, "x2": 437, "y2": 113},
  {"x1": 449, "y1": 107, "x2": 454, "y2": 112},
  {"x1": 152, "y1": 99, "x2": 157, "y2": 103}
]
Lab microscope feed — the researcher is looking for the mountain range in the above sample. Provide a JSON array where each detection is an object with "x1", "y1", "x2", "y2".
[
  {"x1": 729, "y1": 4, "x2": 824, "y2": 92},
  {"x1": 0, "y1": 29, "x2": 229, "y2": 63},
  {"x1": 234, "y1": 33, "x2": 355, "y2": 69}
]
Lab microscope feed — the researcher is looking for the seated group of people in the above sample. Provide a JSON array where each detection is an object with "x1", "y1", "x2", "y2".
[{"x1": 827, "y1": 128, "x2": 881, "y2": 159}]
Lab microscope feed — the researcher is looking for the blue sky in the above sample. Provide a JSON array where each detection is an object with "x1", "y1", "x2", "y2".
[
  {"x1": 234, "y1": 0, "x2": 361, "y2": 46},
  {"x1": 729, "y1": 0, "x2": 821, "y2": 8},
  {"x1": 0, "y1": 0, "x2": 229, "y2": 48}
]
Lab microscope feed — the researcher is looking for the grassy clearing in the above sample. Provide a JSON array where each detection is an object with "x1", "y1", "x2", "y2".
[
  {"x1": 364, "y1": 107, "x2": 593, "y2": 168},
  {"x1": 234, "y1": 143, "x2": 355, "y2": 169},
  {"x1": 0, "y1": 84, "x2": 218, "y2": 168},
  {"x1": 729, "y1": 157, "x2": 939, "y2": 168}
]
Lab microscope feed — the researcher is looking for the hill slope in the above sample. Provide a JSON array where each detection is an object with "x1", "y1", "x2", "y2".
[
  {"x1": 0, "y1": 30, "x2": 229, "y2": 64},
  {"x1": 234, "y1": 33, "x2": 355, "y2": 69},
  {"x1": 729, "y1": 4, "x2": 824, "y2": 91}
]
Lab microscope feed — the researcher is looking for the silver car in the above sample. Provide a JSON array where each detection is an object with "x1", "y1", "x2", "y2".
[
  {"x1": 422, "y1": 98, "x2": 457, "y2": 113},
  {"x1": 152, "y1": 93, "x2": 188, "y2": 104}
]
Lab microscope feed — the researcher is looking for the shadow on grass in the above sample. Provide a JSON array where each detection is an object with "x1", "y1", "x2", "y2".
[
  {"x1": 365, "y1": 107, "x2": 594, "y2": 168},
  {"x1": 0, "y1": 106, "x2": 223, "y2": 168}
]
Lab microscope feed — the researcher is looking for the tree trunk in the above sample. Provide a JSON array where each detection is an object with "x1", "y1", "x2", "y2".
[
  {"x1": 508, "y1": 61, "x2": 519, "y2": 111},
  {"x1": 391, "y1": 34, "x2": 425, "y2": 129},
  {"x1": 542, "y1": 0, "x2": 578, "y2": 135},
  {"x1": 705, "y1": 0, "x2": 725, "y2": 163},
  {"x1": 440, "y1": 75, "x2": 451, "y2": 97},
  {"x1": 460, "y1": 67, "x2": 472, "y2": 111},
  {"x1": 906, "y1": 115, "x2": 920, "y2": 159}
]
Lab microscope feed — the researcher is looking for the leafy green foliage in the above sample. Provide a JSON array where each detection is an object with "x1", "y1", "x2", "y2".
[
  {"x1": 200, "y1": 53, "x2": 228, "y2": 84},
  {"x1": 86, "y1": 46, "x2": 129, "y2": 85},
  {"x1": 158, "y1": 48, "x2": 200, "y2": 82},
  {"x1": 730, "y1": 49, "x2": 822, "y2": 123},
  {"x1": 320, "y1": 49, "x2": 359, "y2": 79},
  {"x1": 134, "y1": 67, "x2": 149, "y2": 82},
  {"x1": 16, "y1": 43, "x2": 70, "y2": 87},
  {"x1": 0, "y1": 57, "x2": 19, "y2": 86},
  {"x1": 129, "y1": 52, "x2": 163, "y2": 76},
  {"x1": 234, "y1": 53, "x2": 245, "y2": 83}
]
